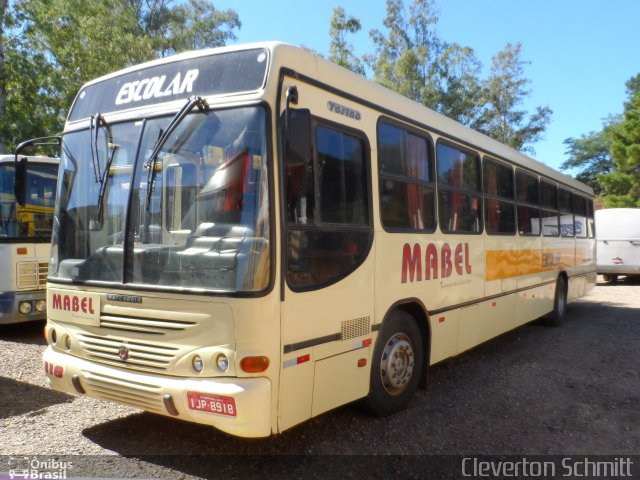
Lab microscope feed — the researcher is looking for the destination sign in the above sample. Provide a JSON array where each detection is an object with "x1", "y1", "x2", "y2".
[{"x1": 68, "y1": 48, "x2": 269, "y2": 121}]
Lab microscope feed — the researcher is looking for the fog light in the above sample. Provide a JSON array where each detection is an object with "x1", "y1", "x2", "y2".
[
  {"x1": 50, "y1": 328, "x2": 57, "y2": 344},
  {"x1": 19, "y1": 301, "x2": 32, "y2": 315},
  {"x1": 35, "y1": 299, "x2": 46, "y2": 313},
  {"x1": 64, "y1": 335, "x2": 71, "y2": 350},
  {"x1": 216, "y1": 353, "x2": 229, "y2": 373},
  {"x1": 192, "y1": 355, "x2": 204, "y2": 373}
]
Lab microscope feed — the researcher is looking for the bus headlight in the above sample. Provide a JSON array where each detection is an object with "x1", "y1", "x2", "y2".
[
  {"x1": 192, "y1": 355, "x2": 204, "y2": 373},
  {"x1": 19, "y1": 301, "x2": 33, "y2": 315},
  {"x1": 35, "y1": 299, "x2": 47, "y2": 313},
  {"x1": 216, "y1": 353, "x2": 229, "y2": 373}
]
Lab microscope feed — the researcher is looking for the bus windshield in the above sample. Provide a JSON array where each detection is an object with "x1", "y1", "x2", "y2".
[
  {"x1": 50, "y1": 106, "x2": 271, "y2": 292},
  {"x1": 0, "y1": 161, "x2": 57, "y2": 242}
]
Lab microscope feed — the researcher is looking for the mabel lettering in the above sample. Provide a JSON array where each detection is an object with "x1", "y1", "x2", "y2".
[
  {"x1": 51, "y1": 293, "x2": 96, "y2": 315},
  {"x1": 402, "y1": 242, "x2": 472, "y2": 283}
]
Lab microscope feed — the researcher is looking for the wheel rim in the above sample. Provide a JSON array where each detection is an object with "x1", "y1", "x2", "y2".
[{"x1": 379, "y1": 332, "x2": 415, "y2": 395}]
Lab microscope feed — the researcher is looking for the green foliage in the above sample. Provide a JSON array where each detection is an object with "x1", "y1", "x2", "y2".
[
  {"x1": 328, "y1": 7, "x2": 365, "y2": 76},
  {"x1": 0, "y1": 0, "x2": 239, "y2": 151},
  {"x1": 364, "y1": 0, "x2": 548, "y2": 153},
  {"x1": 561, "y1": 117, "x2": 619, "y2": 194},
  {"x1": 1, "y1": 0, "x2": 10, "y2": 151},
  {"x1": 478, "y1": 42, "x2": 552, "y2": 154},
  {"x1": 367, "y1": 0, "x2": 445, "y2": 109},
  {"x1": 599, "y1": 77, "x2": 640, "y2": 206}
]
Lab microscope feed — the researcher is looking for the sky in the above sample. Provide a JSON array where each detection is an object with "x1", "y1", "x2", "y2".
[{"x1": 212, "y1": 0, "x2": 639, "y2": 174}]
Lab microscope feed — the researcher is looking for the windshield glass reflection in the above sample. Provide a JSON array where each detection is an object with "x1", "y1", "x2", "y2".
[{"x1": 51, "y1": 106, "x2": 270, "y2": 292}]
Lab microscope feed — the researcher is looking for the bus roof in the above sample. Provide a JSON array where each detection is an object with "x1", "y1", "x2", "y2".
[{"x1": 69, "y1": 41, "x2": 592, "y2": 196}]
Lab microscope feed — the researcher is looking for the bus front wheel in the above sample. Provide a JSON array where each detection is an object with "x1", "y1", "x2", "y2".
[{"x1": 365, "y1": 310, "x2": 423, "y2": 416}]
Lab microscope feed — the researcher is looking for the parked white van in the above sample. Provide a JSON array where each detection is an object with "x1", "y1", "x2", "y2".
[{"x1": 596, "y1": 208, "x2": 640, "y2": 282}]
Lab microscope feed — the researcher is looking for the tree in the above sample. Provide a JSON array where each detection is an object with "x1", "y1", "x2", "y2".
[
  {"x1": 0, "y1": 0, "x2": 8, "y2": 152},
  {"x1": 328, "y1": 7, "x2": 365, "y2": 76},
  {"x1": 365, "y1": 1, "x2": 545, "y2": 152},
  {"x1": 367, "y1": 0, "x2": 444, "y2": 108},
  {"x1": 599, "y1": 75, "x2": 640, "y2": 206},
  {"x1": 478, "y1": 42, "x2": 552, "y2": 154},
  {"x1": 0, "y1": 0, "x2": 240, "y2": 150},
  {"x1": 561, "y1": 117, "x2": 619, "y2": 194},
  {"x1": 437, "y1": 43, "x2": 484, "y2": 128},
  {"x1": 134, "y1": 0, "x2": 240, "y2": 58}
]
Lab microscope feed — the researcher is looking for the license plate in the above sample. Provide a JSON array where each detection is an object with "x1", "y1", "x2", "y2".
[{"x1": 187, "y1": 391, "x2": 237, "y2": 417}]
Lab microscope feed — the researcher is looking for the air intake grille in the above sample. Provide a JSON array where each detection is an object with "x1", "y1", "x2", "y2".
[
  {"x1": 81, "y1": 369, "x2": 164, "y2": 413},
  {"x1": 341, "y1": 316, "x2": 371, "y2": 340}
]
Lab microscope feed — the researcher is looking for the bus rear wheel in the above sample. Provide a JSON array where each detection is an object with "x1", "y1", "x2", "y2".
[
  {"x1": 546, "y1": 276, "x2": 568, "y2": 326},
  {"x1": 365, "y1": 310, "x2": 423, "y2": 417}
]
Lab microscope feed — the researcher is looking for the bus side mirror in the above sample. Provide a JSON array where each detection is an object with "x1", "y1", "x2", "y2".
[
  {"x1": 13, "y1": 135, "x2": 62, "y2": 207},
  {"x1": 14, "y1": 157, "x2": 27, "y2": 207},
  {"x1": 284, "y1": 108, "x2": 311, "y2": 167}
]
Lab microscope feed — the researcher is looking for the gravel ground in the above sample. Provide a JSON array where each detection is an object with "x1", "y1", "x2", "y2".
[{"x1": 1, "y1": 276, "x2": 639, "y2": 479}]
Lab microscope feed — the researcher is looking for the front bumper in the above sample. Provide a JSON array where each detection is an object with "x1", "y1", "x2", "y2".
[
  {"x1": 43, "y1": 347, "x2": 272, "y2": 438},
  {"x1": 597, "y1": 265, "x2": 640, "y2": 276},
  {"x1": 0, "y1": 291, "x2": 46, "y2": 325}
]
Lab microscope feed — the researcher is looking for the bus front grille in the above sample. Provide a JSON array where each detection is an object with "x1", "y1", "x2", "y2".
[
  {"x1": 81, "y1": 369, "x2": 164, "y2": 413},
  {"x1": 38, "y1": 263, "x2": 48, "y2": 287},
  {"x1": 78, "y1": 333, "x2": 178, "y2": 371},
  {"x1": 16, "y1": 261, "x2": 48, "y2": 290},
  {"x1": 99, "y1": 313, "x2": 197, "y2": 335}
]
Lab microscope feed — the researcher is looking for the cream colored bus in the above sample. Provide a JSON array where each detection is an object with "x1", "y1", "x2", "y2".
[{"x1": 18, "y1": 43, "x2": 596, "y2": 438}]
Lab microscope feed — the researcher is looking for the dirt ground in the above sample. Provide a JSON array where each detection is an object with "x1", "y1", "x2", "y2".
[{"x1": 1, "y1": 276, "x2": 638, "y2": 479}]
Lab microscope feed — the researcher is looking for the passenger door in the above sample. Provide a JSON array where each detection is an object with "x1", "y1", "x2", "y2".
[{"x1": 277, "y1": 79, "x2": 375, "y2": 432}]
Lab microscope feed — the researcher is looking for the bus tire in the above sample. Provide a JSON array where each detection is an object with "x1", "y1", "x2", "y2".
[
  {"x1": 546, "y1": 276, "x2": 568, "y2": 327},
  {"x1": 365, "y1": 310, "x2": 423, "y2": 417},
  {"x1": 603, "y1": 274, "x2": 618, "y2": 283}
]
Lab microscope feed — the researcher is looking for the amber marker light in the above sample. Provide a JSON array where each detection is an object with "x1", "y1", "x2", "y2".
[
  {"x1": 17, "y1": 247, "x2": 27, "y2": 255},
  {"x1": 240, "y1": 356, "x2": 269, "y2": 373}
]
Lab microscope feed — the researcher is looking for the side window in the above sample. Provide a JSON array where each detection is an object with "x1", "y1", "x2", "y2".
[
  {"x1": 483, "y1": 157, "x2": 515, "y2": 235},
  {"x1": 573, "y1": 194, "x2": 588, "y2": 238},
  {"x1": 377, "y1": 121, "x2": 435, "y2": 230},
  {"x1": 285, "y1": 117, "x2": 372, "y2": 290},
  {"x1": 516, "y1": 170, "x2": 540, "y2": 235},
  {"x1": 437, "y1": 141, "x2": 482, "y2": 233},
  {"x1": 558, "y1": 188, "x2": 573, "y2": 237},
  {"x1": 318, "y1": 128, "x2": 368, "y2": 225},
  {"x1": 540, "y1": 179, "x2": 559, "y2": 237}
]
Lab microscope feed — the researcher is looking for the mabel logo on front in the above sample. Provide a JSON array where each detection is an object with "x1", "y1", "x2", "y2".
[{"x1": 48, "y1": 289, "x2": 101, "y2": 326}]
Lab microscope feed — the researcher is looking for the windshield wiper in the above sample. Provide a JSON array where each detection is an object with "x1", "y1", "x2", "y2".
[
  {"x1": 89, "y1": 113, "x2": 119, "y2": 227},
  {"x1": 145, "y1": 96, "x2": 208, "y2": 213},
  {"x1": 90, "y1": 113, "x2": 107, "y2": 184}
]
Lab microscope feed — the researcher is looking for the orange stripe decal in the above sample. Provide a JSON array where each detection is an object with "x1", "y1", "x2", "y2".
[{"x1": 485, "y1": 247, "x2": 591, "y2": 281}]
